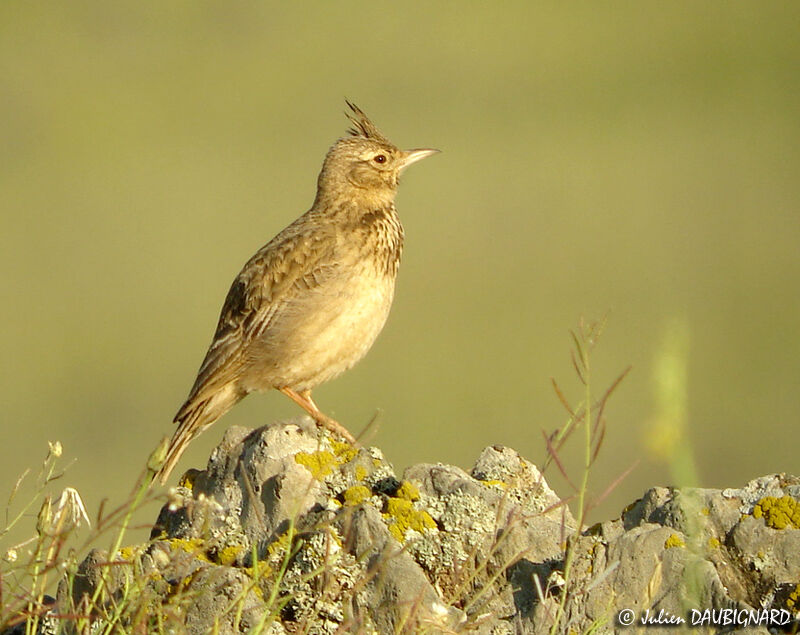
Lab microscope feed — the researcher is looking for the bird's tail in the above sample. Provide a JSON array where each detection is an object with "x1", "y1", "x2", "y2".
[{"x1": 154, "y1": 385, "x2": 242, "y2": 486}]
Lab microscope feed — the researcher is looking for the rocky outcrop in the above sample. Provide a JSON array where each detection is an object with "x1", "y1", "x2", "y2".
[{"x1": 61, "y1": 418, "x2": 800, "y2": 634}]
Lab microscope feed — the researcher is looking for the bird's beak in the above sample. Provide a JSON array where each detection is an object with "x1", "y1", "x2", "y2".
[{"x1": 399, "y1": 148, "x2": 440, "y2": 172}]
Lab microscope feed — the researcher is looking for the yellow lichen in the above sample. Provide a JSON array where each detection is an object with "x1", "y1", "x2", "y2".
[
  {"x1": 294, "y1": 439, "x2": 358, "y2": 480},
  {"x1": 166, "y1": 538, "x2": 211, "y2": 562},
  {"x1": 586, "y1": 542, "x2": 602, "y2": 574},
  {"x1": 383, "y1": 498, "x2": 436, "y2": 542},
  {"x1": 328, "y1": 526, "x2": 343, "y2": 548},
  {"x1": 168, "y1": 569, "x2": 202, "y2": 596},
  {"x1": 752, "y1": 495, "x2": 800, "y2": 529},
  {"x1": 664, "y1": 534, "x2": 685, "y2": 549},
  {"x1": 295, "y1": 450, "x2": 337, "y2": 479},
  {"x1": 330, "y1": 439, "x2": 358, "y2": 463},
  {"x1": 355, "y1": 465, "x2": 367, "y2": 481},
  {"x1": 480, "y1": 479, "x2": 508, "y2": 489},
  {"x1": 265, "y1": 530, "x2": 293, "y2": 563},
  {"x1": 343, "y1": 485, "x2": 371, "y2": 506},
  {"x1": 117, "y1": 546, "x2": 136, "y2": 562},
  {"x1": 178, "y1": 468, "x2": 200, "y2": 491},
  {"x1": 166, "y1": 537, "x2": 243, "y2": 567},
  {"x1": 708, "y1": 537, "x2": 720, "y2": 550},
  {"x1": 787, "y1": 583, "x2": 800, "y2": 609},
  {"x1": 213, "y1": 545, "x2": 242, "y2": 566},
  {"x1": 242, "y1": 564, "x2": 273, "y2": 586},
  {"x1": 250, "y1": 582, "x2": 265, "y2": 599},
  {"x1": 396, "y1": 481, "x2": 420, "y2": 501},
  {"x1": 701, "y1": 507, "x2": 710, "y2": 516}
]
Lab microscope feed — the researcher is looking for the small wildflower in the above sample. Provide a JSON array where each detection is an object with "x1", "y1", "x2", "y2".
[
  {"x1": 5, "y1": 549, "x2": 17, "y2": 563},
  {"x1": 53, "y1": 487, "x2": 91, "y2": 530},
  {"x1": 48, "y1": 441, "x2": 63, "y2": 458},
  {"x1": 39, "y1": 488, "x2": 91, "y2": 535}
]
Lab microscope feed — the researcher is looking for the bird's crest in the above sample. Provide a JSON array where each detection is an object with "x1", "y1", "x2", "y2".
[{"x1": 345, "y1": 101, "x2": 391, "y2": 145}]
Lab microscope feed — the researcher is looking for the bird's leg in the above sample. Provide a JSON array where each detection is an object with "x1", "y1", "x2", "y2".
[
  {"x1": 279, "y1": 387, "x2": 358, "y2": 445},
  {"x1": 299, "y1": 389, "x2": 360, "y2": 445}
]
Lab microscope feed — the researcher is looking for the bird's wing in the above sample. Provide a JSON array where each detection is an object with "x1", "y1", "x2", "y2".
[{"x1": 175, "y1": 217, "x2": 338, "y2": 419}]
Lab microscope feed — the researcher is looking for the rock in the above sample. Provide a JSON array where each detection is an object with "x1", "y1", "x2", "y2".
[
  {"x1": 52, "y1": 419, "x2": 800, "y2": 634},
  {"x1": 538, "y1": 476, "x2": 800, "y2": 635}
]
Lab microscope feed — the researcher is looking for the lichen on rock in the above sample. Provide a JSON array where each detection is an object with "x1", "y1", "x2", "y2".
[
  {"x1": 55, "y1": 422, "x2": 800, "y2": 635},
  {"x1": 752, "y1": 495, "x2": 800, "y2": 529}
]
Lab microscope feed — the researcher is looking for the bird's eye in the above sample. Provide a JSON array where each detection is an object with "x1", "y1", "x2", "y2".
[{"x1": 373, "y1": 154, "x2": 387, "y2": 164}]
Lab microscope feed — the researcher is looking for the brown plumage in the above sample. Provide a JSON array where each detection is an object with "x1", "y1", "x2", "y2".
[{"x1": 155, "y1": 102, "x2": 438, "y2": 484}]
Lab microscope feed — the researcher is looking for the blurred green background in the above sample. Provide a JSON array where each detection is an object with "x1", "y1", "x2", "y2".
[{"x1": 2, "y1": 2, "x2": 799, "y2": 546}]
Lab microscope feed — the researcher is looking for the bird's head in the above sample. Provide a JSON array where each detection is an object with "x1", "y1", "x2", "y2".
[{"x1": 316, "y1": 102, "x2": 439, "y2": 207}]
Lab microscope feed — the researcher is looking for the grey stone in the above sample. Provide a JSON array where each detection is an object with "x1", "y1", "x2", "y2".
[{"x1": 52, "y1": 420, "x2": 800, "y2": 635}]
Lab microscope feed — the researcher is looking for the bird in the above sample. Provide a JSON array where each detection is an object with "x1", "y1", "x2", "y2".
[{"x1": 155, "y1": 102, "x2": 439, "y2": 484}]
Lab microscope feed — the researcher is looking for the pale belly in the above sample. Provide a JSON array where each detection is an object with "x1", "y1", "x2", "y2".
[{"x1": 242, "y1": 266, "x2": 396, "y2": 392}]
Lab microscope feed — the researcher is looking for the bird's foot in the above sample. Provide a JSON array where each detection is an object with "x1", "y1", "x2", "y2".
[
  {"x1": 279, "y1": 387, "x2": 359, "y2": 445},
  {"x1": 311, "y1": 411, "x2": 358, "y2": 445}
]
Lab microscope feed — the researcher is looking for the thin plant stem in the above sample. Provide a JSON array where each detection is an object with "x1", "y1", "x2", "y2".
[{"x1": 550, "y1": 324, "x2": 598, "y2": 635}]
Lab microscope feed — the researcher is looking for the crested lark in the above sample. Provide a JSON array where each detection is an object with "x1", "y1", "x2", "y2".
[{"x1": 156, "y1": 102, "x2": 438, "y2": 484}]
